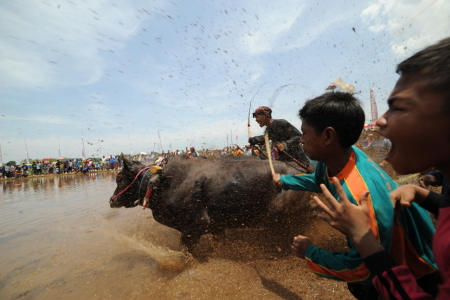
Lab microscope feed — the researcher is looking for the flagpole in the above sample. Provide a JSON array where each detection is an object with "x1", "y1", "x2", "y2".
[
  {"x1": 58, "y1": 135, "x2": 61, "y2": 158},
  {"x1": 127, "y1": 132, "x2": 133, "y2": 156},
  {"x1": 0, "y1": 143, "x2": 3, "y2": 167},
  {"x1": 81, "y1": 130, "x2": 86, "y2": 160},
  {"x1": 226, "y1": 125, "x2": 228, "y2": 148},
  {"x1": 158, "y1": 130, "x2": 163, "y2": 153}
]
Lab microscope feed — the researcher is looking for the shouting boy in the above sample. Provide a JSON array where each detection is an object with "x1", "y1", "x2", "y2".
[
  {"x1": 272, "y1": 91, "x2": 438, "y2": 299},
  {"x1": 310, "y1": 37, "x2": 450, "y2": 299}
]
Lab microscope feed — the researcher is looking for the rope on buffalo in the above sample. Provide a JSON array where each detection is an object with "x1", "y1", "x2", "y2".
[
  {"x1": 142, "y1": 185, "x2": 153, "y2": 210},
  {"x1": 111, "y1": 166, "x2": 150, "y2": 201},
  {"x1": 138, "y1": 168, "x2": 151, "y2": 200}
]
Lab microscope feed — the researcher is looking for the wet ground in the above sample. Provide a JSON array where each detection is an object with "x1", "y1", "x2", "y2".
[{"x1": 0, "y1": 171, "x2": 354, "y2": 299}]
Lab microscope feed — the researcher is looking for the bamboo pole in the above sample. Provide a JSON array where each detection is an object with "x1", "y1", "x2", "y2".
[{"x1": 264, "y1": 132, "x2": 274, "y2": 174}]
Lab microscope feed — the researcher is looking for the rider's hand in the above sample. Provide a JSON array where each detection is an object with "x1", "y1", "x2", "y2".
[
  {"x1": 275, "y1": 143, "x2": 285, "y2": 152},
  {"x1": 292, "y1": 235, "x2": 312, "y2": 259},
  {"x1": 272, "y1": 173, "x2": 281, "y2": 184}
]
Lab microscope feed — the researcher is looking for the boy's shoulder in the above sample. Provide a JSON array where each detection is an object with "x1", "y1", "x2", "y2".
[
  {"x1": 351, "y1": 146, "x2": 398, "y2": 188},
  {"x1": 352, "y1": 146, "x2": 383, "y2": 167}
]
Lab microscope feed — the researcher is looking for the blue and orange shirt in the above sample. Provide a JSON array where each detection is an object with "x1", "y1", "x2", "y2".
[{"x1": 280, "y1": 146, "x2": 436, "y2": 283}]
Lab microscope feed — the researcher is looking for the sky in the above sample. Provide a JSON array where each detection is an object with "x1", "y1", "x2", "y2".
[{"x1": 0, "y1": 0, "x2": 449, "y2": 163}]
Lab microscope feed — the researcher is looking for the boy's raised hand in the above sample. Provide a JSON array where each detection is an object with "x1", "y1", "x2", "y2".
[{"x1": 313, "y1": 177, "x2": 371, "y2": 243}]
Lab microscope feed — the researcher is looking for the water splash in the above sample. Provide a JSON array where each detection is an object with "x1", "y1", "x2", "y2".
[
  {"x1": 111, "y1": 228, "x2": 193, "y2": 272},
  {"x1": 268, "y1": 83, "x2": 316, "y2": 107}
]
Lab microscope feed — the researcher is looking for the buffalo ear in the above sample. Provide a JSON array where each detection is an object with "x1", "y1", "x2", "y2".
[{"x1": 122, "y1": 158, "x2": 132, "y2": 170}]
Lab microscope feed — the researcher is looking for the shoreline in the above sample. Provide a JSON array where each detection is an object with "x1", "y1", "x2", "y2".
[{"x1": 0, "y1": 168, "x2": 122, "y2": 181}]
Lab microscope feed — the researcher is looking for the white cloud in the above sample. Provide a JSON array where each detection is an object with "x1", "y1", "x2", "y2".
[
  {"x1": 241, "y1": 4, "x2": 305, "y2": 54},
  {"x1": 4, "y1": 115, "x2": 72, "y2": 124},
  {"x1": 0, "y1": 0, "x2": 162, "y2": 89},
  {"x1": 240, "y1": 2, "x2": 345, "y2": 55},
  {"x1": 251, "y1": 71, "x2": 264, "y2": 81},
  {"x1": 361, "y1": 0, "x2": 450, "y2": 56}
]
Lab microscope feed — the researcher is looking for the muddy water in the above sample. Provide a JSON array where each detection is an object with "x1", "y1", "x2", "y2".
[{"x1": 0, "y1": 172, "x2": 353, "y2": 299}]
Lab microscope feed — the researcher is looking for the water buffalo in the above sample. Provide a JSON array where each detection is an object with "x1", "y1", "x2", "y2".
[{"x1": 110, "y1": 155, "x2": 310, "y2": 247}]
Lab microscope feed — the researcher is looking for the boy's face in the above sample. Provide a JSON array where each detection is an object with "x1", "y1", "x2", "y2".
[
  {"x1": 377, "y1": 75, "x2": 450, "y2": 175},
  {"x1": 300, "y1": 121, "x2": 323, "y2": 161}
]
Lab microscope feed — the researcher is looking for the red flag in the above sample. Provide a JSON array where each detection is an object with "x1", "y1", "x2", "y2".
[{"x1": 236, "y1": 135, "x2": 238, "y2": 140}]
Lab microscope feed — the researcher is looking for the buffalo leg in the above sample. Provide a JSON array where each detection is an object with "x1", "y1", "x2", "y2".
[{"x1": 181, "y1": 227, "x2": 204, "y2": 248}]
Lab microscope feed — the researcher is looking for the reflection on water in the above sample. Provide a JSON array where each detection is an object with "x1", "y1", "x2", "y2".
[{"x1": 0, "y1": 172, "x2": 352, "y2": 299}]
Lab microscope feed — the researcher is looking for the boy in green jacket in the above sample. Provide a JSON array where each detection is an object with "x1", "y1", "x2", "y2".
[{"x1": 272, "y1": 91, "x2": 438, "y2": 299}]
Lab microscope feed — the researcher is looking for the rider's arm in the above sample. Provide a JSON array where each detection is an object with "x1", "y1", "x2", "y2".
[
  {"x1": 272, "y1": 119, "x2": 302, "y2": 151},
  {"x1": 283, "y1": 126, "x2": 301, "y2": 150},
  {"x1": 249, "y1": 135, "x2": 265, "y2": 146}
]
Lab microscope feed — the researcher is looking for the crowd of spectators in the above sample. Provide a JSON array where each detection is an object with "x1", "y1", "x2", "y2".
[
  {"x1": 1, "y1": 146, "x2": 258, "y2": 179},
  {"x1": 150, "y1": 145, "x2": 254, "y2": 164},
  {"x1": 0, "y1": 156, "x2": 123, "y2": 179}
]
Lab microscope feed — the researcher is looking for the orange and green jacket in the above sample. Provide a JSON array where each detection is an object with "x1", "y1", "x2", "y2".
[{"x1": 280, "y1": 146, "x2": 436, "y2": 283}]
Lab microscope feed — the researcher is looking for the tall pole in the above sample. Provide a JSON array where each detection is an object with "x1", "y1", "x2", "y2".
[
  {"x1": 127, "y1": 132, "x2": 133, "y2": 156},
  {"x1": 58, "y1": 135, "x2": 61, "y2": 158},
  {"x1": 226, "y1": 125, "x2": 228, "y2": 149},
  {"x1": 247, "y1": 82, "x2": 266, "y2": 142},
  {"x1": 158, "y1": 130, "x2": 163, "y2": 153},
  {"x1": 81, "y1": 130, "x2": 86, "y2": 160},
  {"x1": 0, "y1": 143, "x2": 3, "y2": 167},
  {"x1": 24, "y1": 138, "x2": 30, "y2": 164}
]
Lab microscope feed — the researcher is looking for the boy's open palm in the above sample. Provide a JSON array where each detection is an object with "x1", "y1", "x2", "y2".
[{"x1": 313, "y1": 177, "x2": 371, "y2": 242}]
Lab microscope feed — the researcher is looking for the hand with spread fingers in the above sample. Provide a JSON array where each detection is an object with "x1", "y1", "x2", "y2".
[
  {"x1": 313, "y1": 177, "x2": 371, "y2": 239},
  {"x1": 313, "y1": 177, "x2": 384, "y2": 258}
]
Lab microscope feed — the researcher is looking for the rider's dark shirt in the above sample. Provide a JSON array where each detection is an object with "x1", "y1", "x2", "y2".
[{"x1": 251, "y1": 119, "x2": 309, "y2": 165}]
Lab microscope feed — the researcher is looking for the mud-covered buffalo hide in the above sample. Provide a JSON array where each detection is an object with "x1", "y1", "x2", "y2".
[{"x1": 110, "y1": 155, "x2": 309, "y2": 246}]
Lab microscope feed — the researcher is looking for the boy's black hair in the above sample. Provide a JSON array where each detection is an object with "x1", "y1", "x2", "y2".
[
  {"x1": 299, "y1": 91, "x2": 365, "y2": 148},
  {"x1": 397, "y1": 37, "x2": 450, "y2": 99}
]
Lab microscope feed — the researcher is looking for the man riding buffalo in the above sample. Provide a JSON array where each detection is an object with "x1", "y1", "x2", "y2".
[{"x1": 249, "y1": 106, "x2": 311, "y2": 171}]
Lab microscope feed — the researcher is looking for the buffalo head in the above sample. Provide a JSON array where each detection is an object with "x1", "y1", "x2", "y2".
[{"x1": 110, "y1": 158, "x2": 147, "y2": 208}]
